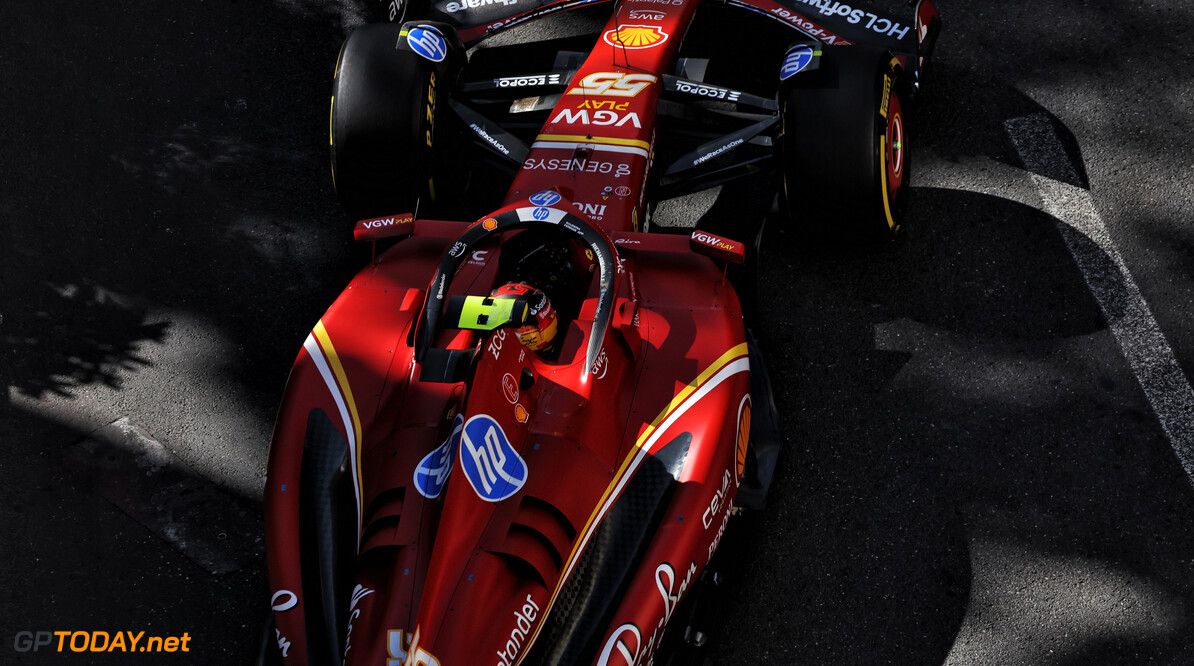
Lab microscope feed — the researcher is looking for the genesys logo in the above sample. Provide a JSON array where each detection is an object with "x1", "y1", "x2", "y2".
[
  {"x1": 567, "y1": 72, "x2": 658, "y2": 98},
  {"x1": 460, "y1": 414, "x2": 528, "y2": 501},
  {"x1": 523, "y1": 156, "x2": 632, "y2": 178},
  {"x1": 603, "y1": 25, "x2": 669, "y2": 50}
]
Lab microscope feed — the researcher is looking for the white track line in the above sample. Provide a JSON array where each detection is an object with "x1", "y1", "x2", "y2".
[{"x1": 1005, "y1": 114, "x2": 1194, "y2": 488}]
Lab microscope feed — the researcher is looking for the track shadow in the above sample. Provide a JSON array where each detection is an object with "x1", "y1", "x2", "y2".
[
  {"x1": 915, "y1": 63, "x2": 1091, "y2": 190},
  {"x1": 2, "y1": 282, "x2": 169, "y2": 400},
  {"x1": 0, "y1": 1, "x2": 367, "y2": 424},
  {"x1": 709, "y1": 183, "x2": 1194, "y2": 664},
  {"x1": 0, "y1": 2, "x2": 374, "y2": 663}
]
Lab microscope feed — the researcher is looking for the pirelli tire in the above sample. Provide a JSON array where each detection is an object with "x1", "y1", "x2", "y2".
[
  {"x1": 779, "y1": 46, "x2": 911, "y2": 243},
  {"x1": 330, "y1": 22, "x2": 464, "y2": 221}
]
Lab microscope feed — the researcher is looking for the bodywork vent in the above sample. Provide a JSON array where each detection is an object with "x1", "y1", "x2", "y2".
[
  {"x1": 359, "y1": 487, "x2": 406, "y2": 554},
  {"x1": 491, "y1": 494, "x2": 578, "y2": 587}
]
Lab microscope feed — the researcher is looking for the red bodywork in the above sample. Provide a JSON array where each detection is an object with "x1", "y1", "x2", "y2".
[
  {"x1": 267, "y1": 210, "x2": 750, "y2": 665},
  {"x1": 265, "y1": 0, "x2": 939, "y2": 664}
]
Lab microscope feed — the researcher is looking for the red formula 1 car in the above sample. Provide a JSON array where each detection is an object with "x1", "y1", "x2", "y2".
[{"x1": 261, "y1": 0, "x2": 940, "y2": 664}]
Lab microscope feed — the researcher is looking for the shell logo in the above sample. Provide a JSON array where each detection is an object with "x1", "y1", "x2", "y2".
[
  {"x1": 603, "y1": 25, "x2": 669, "y2": 50},
  {"x1": 482, "y1": 217, "x2": 498, "y2": 230},
  {"x1": 735, "y1": 397, "x2": 751, "y2": 483}
]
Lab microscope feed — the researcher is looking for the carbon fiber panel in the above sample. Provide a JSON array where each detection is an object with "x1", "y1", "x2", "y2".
[
  {"x1": 527, "y1": 432, "x2": 691, "y2": 665},
  {"x1": 299, "y1": 408, "x2": 356, "y2": 666}
]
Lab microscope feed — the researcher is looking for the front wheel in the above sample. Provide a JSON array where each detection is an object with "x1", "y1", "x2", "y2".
[
  {"x1": 779, "y1": 46, "x2": 911, "y2": 243},
  {"x1": 330, "y1": 22, "x2": 463, "y2": 221}
]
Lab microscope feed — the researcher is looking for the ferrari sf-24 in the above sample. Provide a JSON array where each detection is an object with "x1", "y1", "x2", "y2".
[{"x1": 261, "y1": 0, "x2": 940, "y2": 663}]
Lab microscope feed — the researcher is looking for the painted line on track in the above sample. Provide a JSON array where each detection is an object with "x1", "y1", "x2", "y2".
[{"x1": 1006, "y1": 113, "x2": 1194, "y2": 489}]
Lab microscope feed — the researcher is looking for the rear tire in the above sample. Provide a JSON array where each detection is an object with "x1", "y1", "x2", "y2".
[
  {"x1": 779, "y1": 46, "x2": 911, "y2": 243},
  {"x1": 330, "y1": 23, "x2": 463, "y2": 221}
]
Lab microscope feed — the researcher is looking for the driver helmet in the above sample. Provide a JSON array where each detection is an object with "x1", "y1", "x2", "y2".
[{"x1": 490, "y1": 282, "x2": 559, "y2": 352}]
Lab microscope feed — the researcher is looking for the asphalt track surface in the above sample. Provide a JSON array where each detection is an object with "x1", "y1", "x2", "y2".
[{"x1": 3, "y1": 1, "x2": 1194, "y2": 664}]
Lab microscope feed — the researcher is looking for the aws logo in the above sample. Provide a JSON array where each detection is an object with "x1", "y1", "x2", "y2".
[{"x1": 603, "y1": 25, "x2": 669, "y2": 49}]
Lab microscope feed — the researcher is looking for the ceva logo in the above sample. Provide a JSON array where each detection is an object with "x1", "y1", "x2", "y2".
[
  {"x1": 459, "y1": 415, "x2": 528, "y2": 502},
  {"x1": 413, "y1": 414, "x2": 463, "y2": 498}
]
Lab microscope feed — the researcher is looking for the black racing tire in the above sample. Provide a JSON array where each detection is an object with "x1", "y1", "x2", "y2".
[
  {"x1": 779, "y1": 45, "x2": 911, "y2": 243},
  {"x1": 330, "y1": 23, "x2": 462, "y2": 221}
]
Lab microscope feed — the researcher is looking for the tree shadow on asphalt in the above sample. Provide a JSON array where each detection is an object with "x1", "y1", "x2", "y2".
[
  {"x1": 701, "y1": 53, "x2": 1194, "y2": 664},
  {"x1": 1, "y1": 1, "x2": 368, "y2": 422},
  {"x1": 2, "y1": 282, "x2": 169, "y2": 399},
  {"x1": 0, "y1": 2, "x2": 376, "y2": 663},
  {"x1": 708, "y1": 183, "x2": 1194, "y2": 665}
]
